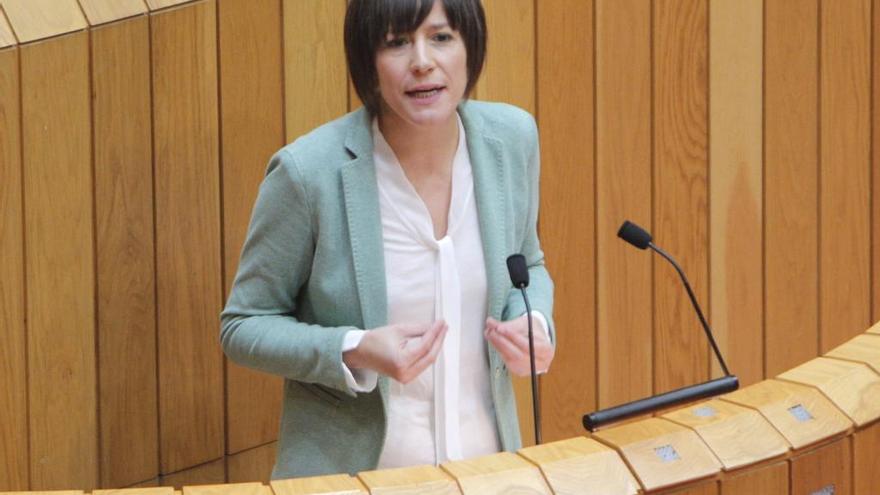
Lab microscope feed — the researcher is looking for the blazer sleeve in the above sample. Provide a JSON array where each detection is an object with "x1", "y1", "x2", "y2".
[
  {"x1": 220, "y1": 149, "x2": 359, "y2": 396},
  {"x1": 501, "y1": 116, "x2": 556, "y2": 344}
]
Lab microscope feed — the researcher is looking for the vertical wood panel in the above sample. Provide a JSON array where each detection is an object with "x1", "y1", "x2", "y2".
[
  {"x1": 535, "y1": 0, "x2": 595, "y2": 442},
  {"x1": 875, "y1": 0, "x2": 880, "y2": 322},
  {"x1": 764, "y1": 0, "x2": 819, "y2": 377},
  {"x1": 151, "y1": 0, "x2": 224, "y2": 474},
  {"x1": 721, "y1": 462, "x2": 788, "y2": 494},
  {"x1": 596, "y1": 0, "x2": 653, "y2": 407},
  {"x1": 653, "y1": 0, "x2": 709, "y2": 393},
  {"x1": 819, "y1": 0, "x2": 872, "y2": 351},
  {"x1": 219, "y1": 0, "x2": 284, "y2": 455},
  {"x1": 226, "y1": 443, "x2": 277, "y2": 484},
  {"x1": 790, "y1": 437, "x2": 852, "y2": 495},
  {"x1": 709, "y1": 0, "x2": 763, "y2": 385},
  {"x1": 478, "y1": 0, "x2": 537, "y2": 446},
  {"x1": 21, "y1": 32, "x2": 97, "y2": 490},
  {"x1": 0, "y1": 47, "x2": 27, "y2": 492},
  {"x1": 854, "y1": 421, "x2": 880, "y2": 493},
  {"x1": 159, "y1": 460, "x2": 225, "y2": 490},
  {"x1": 91, "y1": 16, "x2": 158, "y2": 488},
  {"x1": 283, "y1": 0, "x2": 347, "y2": 142}
]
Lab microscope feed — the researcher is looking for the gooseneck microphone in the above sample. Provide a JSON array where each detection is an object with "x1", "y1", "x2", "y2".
[
  {"x1": 506, "y1": 254, "x2": 541, "y2": 445},
  {"x1": 583, "y1": 220, "x2": 739, "y2": 431}
]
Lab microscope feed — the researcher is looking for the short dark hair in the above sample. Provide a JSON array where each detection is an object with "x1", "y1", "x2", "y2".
[{"x1": 344, "y1": 0, "x2": 487, "y2": 115}]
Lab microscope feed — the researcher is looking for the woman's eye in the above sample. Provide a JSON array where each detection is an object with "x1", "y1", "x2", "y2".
[
  {"x1": 433, "y1": 32, "x2": 453, "y2": 42},
  {"x1": 384, "y1": 37, "x2": 408, "y2": 48}
]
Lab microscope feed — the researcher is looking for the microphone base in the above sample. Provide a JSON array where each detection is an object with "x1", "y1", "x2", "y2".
[{"x1": 583, "y1": 375, "x2": 739, "y2": 432}]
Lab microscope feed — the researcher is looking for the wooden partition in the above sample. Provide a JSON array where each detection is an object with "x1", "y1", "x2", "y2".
[{"x1": 3, "y1": 0, "x2": 880, "y2": 490}]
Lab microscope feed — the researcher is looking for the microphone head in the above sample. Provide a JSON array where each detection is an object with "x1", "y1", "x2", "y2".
[
  {"x1": 506, "y1": 254, "x2": 530, "y2": 288},
  {"x1": 618, "y1": 220, "x2": 652, "y2": 249}
]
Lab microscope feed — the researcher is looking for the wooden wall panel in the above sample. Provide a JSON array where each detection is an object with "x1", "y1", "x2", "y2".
[
  {"x1": 596, "y1": 0, "x2": 653, "y2": 407},
  {"x1": 226, "y1": 443, "x2": 277, "y2": 484},
  {"x1": 819, "y1": 0, "x2": 871, "y2": 352},
  {"x1": 764, "y1": 0, "x2": 819, "y2": 377},
  {"x1": 708, "y1": 0, "x2": 763, "y2": 385},
  {"x1": 652, "y1": 0, "x2": 709, "y2": 393},
  {"x1": 91, "y1": 16, "x2": 158, "y2": 488},
  {"x1": 790, "y1": 437, "x2": 852, "y2": 495},
  {"x1": 218, "y1": 0, "x2": 284, "y2": 456},
  {"x1": 77, "y1": 0, "x2": 146, "y2": 26},
  {"x1": 21, "y1": 32, "x2": 97, "y2": 490},
  {"x1": 283, "y1": 0, "x2": 347, "y2": 142},
  {"x1": 721, "y1": 462, "x2": 788, "y2": 494},
  {"x1": 874, "y1": 0, "x2": 880, "y2": 322},
  {"x1": 853, "y1": 421, "x2": 880, "y2": 494},
  {"x1": 479, "y1": 0, "x2": 537, "y2": 447},
  {"x1": 535, "y1": 0, "x2": 596, "y2": 441},
  {"x1": 151, "y1": 0, "x2": 224, "y2": 474},
  {"x1": 0, "y1": 47, "x2": 27, "y2": 492},
  {"x1": 0, "y1": 0, "x2": 87, "y2": 43},
  {"x1": 159, "y1": 460, "x2": 225, "y2": 490}
]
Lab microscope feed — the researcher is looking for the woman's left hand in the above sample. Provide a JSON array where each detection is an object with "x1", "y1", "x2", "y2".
[{"x1": 484, "y1": 315, "x2": 554, "y2": 377}]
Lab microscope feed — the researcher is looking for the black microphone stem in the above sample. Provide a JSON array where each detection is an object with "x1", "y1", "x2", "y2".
[
  {"x1": 649, "y1": 242, "x2": 731, "y2": 377},
  {"x1": 520, "y1": 287, "x2": 541, "y2": 446}
]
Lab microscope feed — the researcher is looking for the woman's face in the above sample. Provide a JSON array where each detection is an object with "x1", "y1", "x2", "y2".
[{"x1": 375, "y1": 0, "x2": 468, "y2": 130}]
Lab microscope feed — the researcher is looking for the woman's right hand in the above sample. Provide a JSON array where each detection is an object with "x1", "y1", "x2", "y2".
[{"x1": 343, "y1": 321, "x2": 448, "y2": 383}]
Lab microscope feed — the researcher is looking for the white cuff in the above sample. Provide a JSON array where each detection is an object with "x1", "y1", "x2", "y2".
[
  {"x1": 341, "y1": 330, "x2": 378, "y2": 393},
  {"x1": 524, "y1": 311, "x2": 550, "y2": 374}
]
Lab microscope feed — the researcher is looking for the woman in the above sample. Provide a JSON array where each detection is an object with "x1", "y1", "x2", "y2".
[{"x1": 221, "y1": 0, "x2": 555, "y2": 479}]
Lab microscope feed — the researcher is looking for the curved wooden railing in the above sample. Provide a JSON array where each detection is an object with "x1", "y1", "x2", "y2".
[{"x1": 5, "y1": 323, "x2": 879, "y2": 494}]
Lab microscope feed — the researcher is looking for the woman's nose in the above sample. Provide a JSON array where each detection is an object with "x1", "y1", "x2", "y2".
[{"x1": 410, "y1": 39, "x2": 434, "y2": 72}]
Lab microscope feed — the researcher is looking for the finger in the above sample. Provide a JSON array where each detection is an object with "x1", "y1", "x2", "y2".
[
  {"x1": 404, "y1": 321, "x2": 447, "y2": 367},
  {"x1": 486, "y1": 329, "x2": 525, "y2": 363},
  {"x1": 402, "y1": 324, "x2": 447, "y2": 383}
]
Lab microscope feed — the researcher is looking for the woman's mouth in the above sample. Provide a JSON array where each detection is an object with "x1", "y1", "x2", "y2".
[{"x1": 406, "y1": 86, "x2": 445, "y2": 99}]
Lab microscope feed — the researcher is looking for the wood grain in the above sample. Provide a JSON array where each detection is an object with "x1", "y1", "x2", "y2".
[
  {"x1": 218, "y1": 0, "x2": 284, "y2": 456},
  {"x1": 708, "y1": 0, "x2": 763, "y2": 385},
  {"x1": 0, "y1": 0, "x2": 86, "y2": 43},
  {"x1": 77, "y1": 0, "x2": 146, "y2": 26},
  {"x1": 226, "y1": 442, "x2": 276, "y2": 484},
  {"x1": 764, "y1": 0, "x2": 819, "y2": 377},
  {"x1": 535, "y1": 0, "x2": 596, "y2": 443},
  {"x1": 357, "y1": 465, "x2": 459, "y2": 495},
  {"x1": 518, "y1": 437, "x2": 640, "y2": 495},
  {"x1": 720, "y1": 379, "x2": 851, "y2": 450},
  {"x1": 661, "y1": 481, "x2": 718, "y2": 495},
  {"x1": 720, "y1": 462, "x2": 788, "y2": 495},
  {"x1": 21, "y1": 31, "x2": 97, "y2": 490},
  {"x1": 283, "y1": 0, "x2": 347, "y2": 142},
  {"x1": 183, "y1": 482, "x2": 266, "y2": 495},
  {"x1": 789, "y1": 437, "x2": 852, "y2": 495},
  {"x1": 663, "y1": 399, "x2": 789, "y2": 470},
  {"x1": 93, "y1": 488, "x2": 174, "y2": 495},
  {"x1": 853, "y1": 420, "x2": 880, "y2": 494},
  {"x1": 477, "y1": 0, "x2": 537, "y2": 446},
  {"x1": 0, "y1": 10, "x2": 17, "y2": 47},
  {"x1": 91, "y1": 16, "x2": 158, "y2": 488},
  {"x1": 144, "y1": 0, "x2": 191, "y2": 11},
  {"x1": 151, "y1": 0, "x2": 224, "y2": 473},
  {"x1": 825, "y1": 334, "x2": 880, "y2": 373},
  {"x1": 652, "y1": 0, "x2": 709, "y2": 394},
  {"x1": 271, "y1": 475, "x2": 368, "y2": 495},
  {"x1": 595, "y1": 0, "x2": 653, "y2": 408},
  {"x1": 778, "y1": 357, "x2": 880, "y2": 426},
  {"x1": 159, "y1": 460, "x2": 225, "y2": 490},
  {"x1": 0, "y1": 47, "x2": 26, "y2": 493},
  {"x1": 875, "y1": 0, "x2": 880, "y2": 321},
  {"x1": 441, "y1": 452, "x2": 552, "y2": 495},
  {"x1": 819, "y1": 0, "x2": 872, "y2": 352}
]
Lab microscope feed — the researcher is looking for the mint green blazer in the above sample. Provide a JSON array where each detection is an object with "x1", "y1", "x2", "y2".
[{"x1": 221, "y1": 100, "x2": 555, "y2": 479}]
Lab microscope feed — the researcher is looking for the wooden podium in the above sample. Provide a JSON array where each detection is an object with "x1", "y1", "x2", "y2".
[{"x1": 4, "y1": 327, "x2": 880, "y2": 495}]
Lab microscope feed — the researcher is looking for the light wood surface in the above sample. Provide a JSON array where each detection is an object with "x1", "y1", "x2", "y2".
[
  {"x1": 271, "y1": 474, "x2": 368, "y2": 495},
  {"x1": 182, "y1": 482, "x2": 266, "y2": 495},
  {"x1": 869, "y1": 324, "x2": 880, "y2": 335},
  {"x1": 92, "y1": 488, "x2": 174, "y2": 494},
  {"x1": 218, "y1": 0, "x2": 284, "y2": 456},
  {"x1": 144, "y1": 0, "x2": 191, "y2": 10},
  {"x1": 720, "y1": 380, "x2": 851, "y2": 449},
  {"x1": 764, "y1": 0, "x2": 820, "y2": 377},
  {"x1": 441, "y1": 452, "x2": 551, "y2": 495},
  {"x1": 91, "y1": 16, "x2": 158, "y2": 489},
  {"x1": 826, "y1": 334, "x2": 880, "y2": 373},
  {"x1": 160, "y1": 460, "x2": 225, "y2": 490},
  {"x1": 720, "y1": 462, "x2": 788, "y2": 495},
  {"x1": 0, "y1": 0, "x2": 86, "y2": 43},
  {"x1": 853, "y1": 420, "x2": 880, "y2": 494},
  {"x1": 778, "y1": 357, "x2": 880, "y2": 426},
  {"x1": 593, "y1": 418, "x2": 722, "y2": 492},
  {"x1": 518, "y1": 437, "x2": 639, "y2": 495},
  {"x1": 595, "y1": 0, "x2": 653, "y2": 409},
  {"x1": 21, "y1": 31, "x2": 97, "y2": 490},
  {"x1": 663, "y1": 399, "x2": 789, "y2": 470},
  {"x1": 534, "y1": 0, "x2": 597, "y2": 443},
  {"x1": 0, "y1": 47, "x2": 26, "y2": 492},
  {"x1": 226, "y1": 443, "x2": 276, "y2": 484},
  {"x1": 0, "y1": 9, "x2": 16, "y2": 47},
  {"x1": 151, "y1": 0, "x2": 224, "y2": 474},
  {"x1": 77, "y1": 0, "x2": 147, "y2": 26},
  {"x1": 283, "y1": 0, "x2": 347, "y2": 142},
  {"x1": 357, "y1": 465, "x2": 459, "y2": 495},
  {"x1": 652, "y1": 0, "x2": 709, "y2": 395},
  {"x1": 708, "y1": 0, "x2": 763, "y2": 385},
  {"x1": 789, "y1": 437, "x2": 852, "y2": 495},
  {"x1": 820, "y1": 0, "x2": 872, "y2": 353},
  {"x1": 476, "y1": 0, "x2": 538, "y2": 446}
]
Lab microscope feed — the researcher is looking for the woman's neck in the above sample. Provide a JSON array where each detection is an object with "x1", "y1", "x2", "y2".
[{"x1": 378, "y1": 112, "x2": 459, "y2": 174}]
